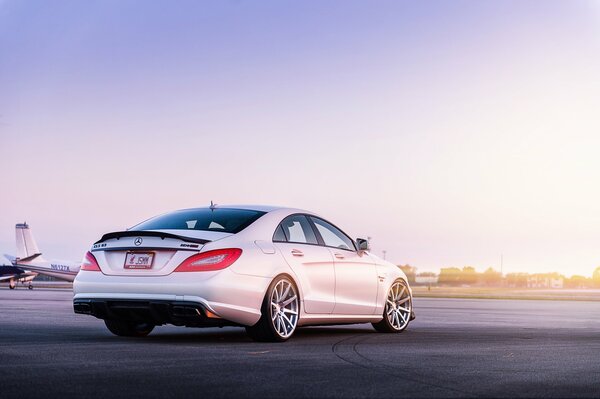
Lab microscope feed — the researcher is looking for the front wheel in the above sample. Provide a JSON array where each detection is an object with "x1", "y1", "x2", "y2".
[
  {"x1": 372, "y1": 280, "x2": 412, "y2": 333},
  {"x1": 104, "y1": 319, "x2": 155, "y2": 337},
  {"x1": 246, "y1": 275, "x2": 299, "y2": 342}
]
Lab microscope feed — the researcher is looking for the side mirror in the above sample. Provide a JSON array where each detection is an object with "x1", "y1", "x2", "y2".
[{"x1": 356, "y1": 238, "x2": 370, "y2": 251}]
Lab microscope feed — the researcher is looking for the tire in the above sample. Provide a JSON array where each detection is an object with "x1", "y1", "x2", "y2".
[
  {"x1": 104, "y1": 319, "x2": 155, "y2": 337},
  {"x1": 9, "y1": 284, "x2": 15, "y2": 290},
  {"x1": 372, "y1": 279, "x2": 412, "y2": 333},
  {"x1": 246, "y1": 275, "x2": 299, "y2": 342}
]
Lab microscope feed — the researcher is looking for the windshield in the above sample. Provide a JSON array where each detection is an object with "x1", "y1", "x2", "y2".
[{"x1": 131, "y1": 208, "x2": 266, "y2": 234}]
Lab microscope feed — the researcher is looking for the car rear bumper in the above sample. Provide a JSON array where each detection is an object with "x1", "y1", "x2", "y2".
[
  {"x1": 73, "y1": 268, "x2": 271, "y2": 326},
  {"x1": 73, "y1": 298, "x2": 236, "y2": 327}
]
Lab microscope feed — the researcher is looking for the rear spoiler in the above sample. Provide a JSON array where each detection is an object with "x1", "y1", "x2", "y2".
[{"x1": 95, "y1": 231, "x2": 210, "y2": 245}]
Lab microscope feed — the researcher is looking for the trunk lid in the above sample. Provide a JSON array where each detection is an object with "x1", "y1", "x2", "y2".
[{"x1": 91, "y1": 229, "x2": 232, "y2": 276}]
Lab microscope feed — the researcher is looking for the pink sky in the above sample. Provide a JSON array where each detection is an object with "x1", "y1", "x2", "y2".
[{"x1": 1, "y1": 1, "x2": 600, "y2": 276}]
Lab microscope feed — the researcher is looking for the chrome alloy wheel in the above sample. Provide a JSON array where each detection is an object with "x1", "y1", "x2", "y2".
[
  {"x1": 385, "y1": 281, "x2": 412, "y2": 331},
  {"x1": 269, "y1": 278, "x2": 299, "y2": 338}
]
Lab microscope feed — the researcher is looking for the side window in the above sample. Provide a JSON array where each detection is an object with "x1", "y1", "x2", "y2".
[
  {"x1": 310, "y1": 217, "x2": 356, "y2": 251},
  {"x1": 273, "y1": 225, "x2": 287, "y2": 242},
  {"x1": 274, "y1": 215, "x2": 318, "y2": 245}
]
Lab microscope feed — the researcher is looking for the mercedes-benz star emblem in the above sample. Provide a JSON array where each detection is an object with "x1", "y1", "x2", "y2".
[{"x1": 134, "y1": 237, "x2": 143, "y2": 246}]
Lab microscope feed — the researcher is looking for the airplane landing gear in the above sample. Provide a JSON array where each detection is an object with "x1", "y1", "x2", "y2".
[{"x1": 28, "y1": 284, "x2": 33, "y2": 290}]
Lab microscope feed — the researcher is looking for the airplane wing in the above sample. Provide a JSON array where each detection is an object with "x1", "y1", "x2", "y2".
[
  {"x1": 0, "y1": 267, "x2": 37, "y2": 281},
  {"x1": 0, "y1": 265, "x2": 27, "y2": 275},
  {"x1": 0, "y1": 274, "x2": 33, "y2": 281}
]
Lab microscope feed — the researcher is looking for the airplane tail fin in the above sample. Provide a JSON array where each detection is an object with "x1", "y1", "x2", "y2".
[{"x1": 15, "y1": 223, "x2": 41, "y2": 260}]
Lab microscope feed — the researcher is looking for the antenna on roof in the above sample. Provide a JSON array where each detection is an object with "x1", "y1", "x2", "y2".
[{"x1": 210, "y1": 200, "x2": 218, "y2": 210}]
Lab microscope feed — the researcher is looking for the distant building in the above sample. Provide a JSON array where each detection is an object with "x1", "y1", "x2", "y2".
[
  {"x1": 527, "y1": 273, "x2": 564, "y2": 289},
  {"x1": 506, "y1": 273, "x2": 528, "y2": 288},
  {"x1": 550, "y1": 277, "x2": 564, "y2": 289},
  {"x1": 415, "y1": 272, "x2": 438, "y2": 285}
]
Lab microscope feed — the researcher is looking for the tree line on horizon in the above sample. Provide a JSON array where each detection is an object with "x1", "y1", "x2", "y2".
[{"x1": 398, "y1": 265, "x2": 600, "y2": 288}]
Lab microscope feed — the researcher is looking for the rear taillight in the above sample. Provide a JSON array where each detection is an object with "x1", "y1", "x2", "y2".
[
  {"x1": 174, "y1": 248, "x2": 242, "y2": 272},
  {"x1": 81, "y1": 251, "x2": 101, "y2": 271}
]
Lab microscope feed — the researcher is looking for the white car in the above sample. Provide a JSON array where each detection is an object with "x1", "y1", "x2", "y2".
[{"x1": 73, "y1": 205, "x2": 414, "y2": 341}]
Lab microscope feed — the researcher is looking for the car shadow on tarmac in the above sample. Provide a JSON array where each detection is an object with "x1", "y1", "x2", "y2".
[{"x1": 98, "y1": 325, "x2": 377, "y2": 345}]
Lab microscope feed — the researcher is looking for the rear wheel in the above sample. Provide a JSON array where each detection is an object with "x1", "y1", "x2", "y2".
[
  {"x1": 246, "y1": 275, "x2": 299, "y2": 342},
  {"x1": 372, "y1": 280, "x2": 412, "y2": 333},
  {"x1": 104, "y1": 319, "x2": 155, "y2": 337}
]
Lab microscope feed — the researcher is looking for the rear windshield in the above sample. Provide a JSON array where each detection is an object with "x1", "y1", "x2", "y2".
[{"x1": 130, "y1": 208, "x2": 266, "y2": 234}]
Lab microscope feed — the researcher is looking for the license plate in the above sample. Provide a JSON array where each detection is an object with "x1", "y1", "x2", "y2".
[{"x1": 124, "y1": 252, "x2": 154, "y2": 269}]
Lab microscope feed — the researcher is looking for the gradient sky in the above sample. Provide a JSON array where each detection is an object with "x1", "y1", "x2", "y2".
[{"x1": 1, "y1": 0, "x2": 599, "y2": 276}]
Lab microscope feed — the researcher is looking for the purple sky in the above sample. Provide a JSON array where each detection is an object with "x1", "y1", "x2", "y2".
[{"x1": 1, "y1": 1, "x2": 599, "y2": 276}]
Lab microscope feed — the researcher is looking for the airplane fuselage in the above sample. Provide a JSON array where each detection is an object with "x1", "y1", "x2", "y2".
[{"x1": 14, "y1": 259, "x2": 80, "y2": 282}]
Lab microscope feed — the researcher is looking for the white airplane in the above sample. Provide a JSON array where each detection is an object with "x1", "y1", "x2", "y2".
[{"x1": 3, "y1": 223, "x2": 80, "y2": 287}]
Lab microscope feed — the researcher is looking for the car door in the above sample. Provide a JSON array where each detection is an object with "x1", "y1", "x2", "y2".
[
  {"x1": 273, "y1": 214, "x2": 335, "y2": 314},
  {"x1": 309, "y1": 216, "x2": 378, "y2": 315}
]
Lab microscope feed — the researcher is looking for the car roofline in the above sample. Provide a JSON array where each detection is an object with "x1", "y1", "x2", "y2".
[{"x1": 174, "y1": 205, "x2": 293, "y2": 213}]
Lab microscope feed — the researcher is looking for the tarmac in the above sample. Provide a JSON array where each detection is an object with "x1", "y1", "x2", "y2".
[{"x1": 1, "y1": 288, "x2": 599, "y2": 398}]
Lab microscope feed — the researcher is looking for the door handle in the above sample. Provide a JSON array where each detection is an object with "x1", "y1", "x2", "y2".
[
  {"x1": 334, "y1": 253, "x2": 345, "y2": 259},
  {"x1": 291, "y1": 249, "x2": 304, "y2": 257}
]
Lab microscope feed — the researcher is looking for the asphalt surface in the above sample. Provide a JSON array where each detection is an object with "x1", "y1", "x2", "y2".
[{"x1": 1, "y1": 289, "x2": 600, "y2": 398}]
